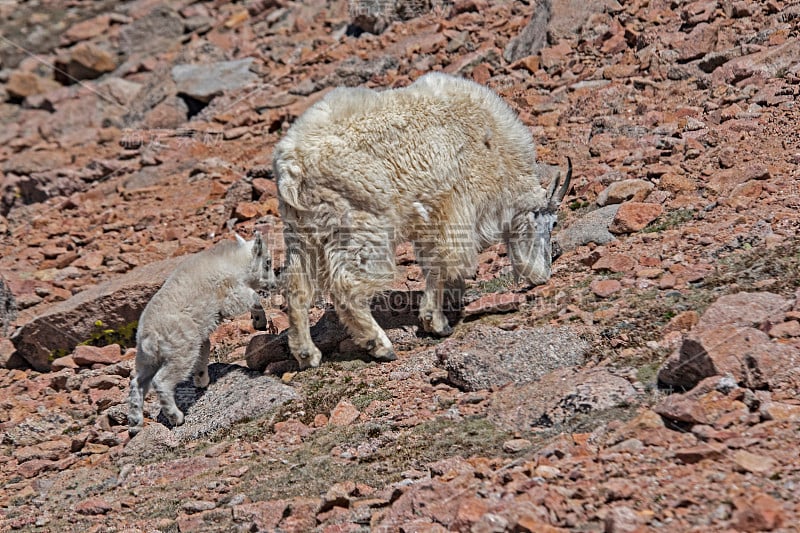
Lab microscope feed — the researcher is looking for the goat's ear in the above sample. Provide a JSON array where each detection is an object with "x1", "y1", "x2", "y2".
[{"x1": 235, "y1": 233, "x2": 247, "y2": 246}]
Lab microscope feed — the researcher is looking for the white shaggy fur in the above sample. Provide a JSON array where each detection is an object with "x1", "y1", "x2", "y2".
[
  {"x1": 273, "y1": 72, "x2": 571, "y2": 369},
  {"x1": 128, "y1": 234, "x2": 275, "y2": 436}
]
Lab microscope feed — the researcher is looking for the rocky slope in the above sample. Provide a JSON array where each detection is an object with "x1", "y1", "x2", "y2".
[{"x1": 1, "y1": 0, "x2": 799, "y2": 531}]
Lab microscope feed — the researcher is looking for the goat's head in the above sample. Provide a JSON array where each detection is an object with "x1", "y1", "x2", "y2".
[
  {"x1": 237, "y1": 232, "x2": 277, "y2": 290},
  {"x1": 507, "y1": 158, "x2": 572, "y2": 286}
]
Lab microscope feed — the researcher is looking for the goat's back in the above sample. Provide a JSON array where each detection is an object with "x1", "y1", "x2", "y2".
[{"x1": 273, "y1": 73, "x2": 543, "y2": 224}]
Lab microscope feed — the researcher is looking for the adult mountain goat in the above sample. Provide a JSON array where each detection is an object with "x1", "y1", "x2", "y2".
[
  {"x1": 128, "y1": 234, "x2": 275, "y2": 436},
  {"x1": 273, "y1": 72, "x2": 571, "y2": 369}
]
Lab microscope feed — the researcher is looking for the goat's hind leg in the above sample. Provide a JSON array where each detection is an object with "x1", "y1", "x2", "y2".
[
  {"x1": 284, "y1": 238, "x2": 322, "y2": 369},
  {"x1": 329, "y1": 231, "x2": 397, "y2": 362},
  {"x1": 193, "y1": 338, "x2": 211, "y2": 388},
  {"x1": 128, "y1": 358, "x2": 157, "y2": 436},
  {"x1": 151, "y1": 356, "x2": 193, "y2": 427}
]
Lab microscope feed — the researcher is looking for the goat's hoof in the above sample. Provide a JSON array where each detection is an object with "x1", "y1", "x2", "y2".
[
  {"x1": 296, "y1": 348, "x2": 322, "y2": 369},
  {"x1": 166, "y1": 411, "x2": 184, "y2": 427},
  {"x1": 435, "y1": 323, "x2": 454, "y2": 337},
  {"x1": 128, "y1": 425, "x2": 142, "y2": 437},
  {"x1": 372, "y1": 350, "x2": 397, "y2": 363},
  {"x1": 194, "y1": 371, "x2": 210, "y2": 388}
]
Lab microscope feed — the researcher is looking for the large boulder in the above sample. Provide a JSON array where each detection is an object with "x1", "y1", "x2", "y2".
[
  {"x1": 11, "y1": 256, "x2": 184, "y2": 371},
  {"x1": 658, "y1": 292, "x2": 798, "y2": 390},
  {"x1": 435, "y1": 324, "x2": 588, "y2": 391}
]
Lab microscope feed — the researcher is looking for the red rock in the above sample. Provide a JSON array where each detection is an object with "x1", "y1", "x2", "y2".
[
  {"x1": 590, "y1": 279, "x2": 622, "y2": 298},
  {"x1": 732, "y1": 450, "x2": 777, "y2": 475},
  {"x1": 697, "y1": 292, "x2": 791, "y2": 331},
  {"x1": 329, "y1": 400, "x2": 360, "y2": 426},
  {"x1": 67, "y1": 42, "x2": 117, "y2": 80},
  {"x1": 769, "y1": 320, "x2": 800, "y2": 338},
  {"x1": 604, "y1": 505, "x2": 644, "y2": 533},
  {"x1": 732, "y1": 493, "x2": 785, "y2": 532},
  {"x1": 707, "y1": 164, "x2": 770, "y2": 195},
  {"x1": 279, "y1": 497, "x2": 320, "y2": 531},
  {"x1": 234, "y1": 201, "x2": 264, "y2": 221},
  {"x1": 515, "y1": 504, "x2": 563, "y2": 532},
  {"x1": 75, "y1": 497, "x2": 114, "y2": 515},
  {"x1": 72, "y1": 344, "x2": 122, "y2": 366},
  {"x1": 5, "y1": 71, "x2": 61, "y2": 99},
  {"x1": 63, "y1": 14, "x2": 111, "y2": 44},
  {"x1": 597, "y1": 179, "x2": 653, "y2": 206},
  {"x1": 591, "y1": 254, "x2": 637, "y2": 273},
  {"x1": 675, "y1": 22, "x2": 718, "y2": 62},
  {"x1": 673, "y1": 442, "x2": 726, "y2": 464},
  {"x1": 663, "y1": 310, "x2": 699, "y2": 333},
  {"x1": 609, "y1": 202, "x2": 663, "y2": 234},
  {"x1": 453, "y1": 496, "x2": 490, "y2": 529},
  {"x1": 635, "y1": 268, "x2": 662, "y2": 278},
  {"x1": 232, "y1": 500, "x2": 288, "y2": 531},
  {"x1": 72, "y1": 251, "x2": 105, "y2": 270},
  {"x1": 252, "y1": 178, "x2": 278, "y2": 198},
  {"x1": 18, "y1": 459, "x2": 57, "y2": 478},
  {"x1": 659, "y1": 173, "x2": 696, "y2": 194},
  {"x1": 540, "y1": 42, "x2": 573, "y2": 70},
  {"x1": 682, "y1": 0, "x2": 717, "y2": 24},
  {"x1": 463, "y1": 292, "x2": 525, "y2": 316},
  {"x1": 601, "y1": 479, "x2": 637, "y2": 502},
  {"x1": 760, "y1": 401, "x2": 800, "y2": 422},
  {"x1": 659, "y1": 325, "x2": 798, "y2": 390}
]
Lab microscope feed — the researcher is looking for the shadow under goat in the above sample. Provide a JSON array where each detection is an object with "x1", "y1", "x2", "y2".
[{"x1": 128, "y1": 233, "x2": 276, "y2": 437}]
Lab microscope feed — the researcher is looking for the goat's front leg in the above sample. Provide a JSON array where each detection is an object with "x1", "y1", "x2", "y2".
[
  {"x1": 335, "y1": 295, "x2": 396, "y2": 362},
  {"x1": 249, "y1": 289, "x2": 268, "y2": 331}
]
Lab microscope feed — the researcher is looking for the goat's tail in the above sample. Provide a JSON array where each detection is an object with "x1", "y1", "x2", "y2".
[{"x1": 273, "y1": 152, "x2": 307, "y2": 212}]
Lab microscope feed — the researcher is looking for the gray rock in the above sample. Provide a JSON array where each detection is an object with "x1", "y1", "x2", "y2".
[
  {"x1": 119, "y1": 6, "x2": 185, "y2": 56},
  {"x1": 118, "y1": 423, "x2": 179, "y2": 466},
  {"x1": 98, "y1": 77, "x2": 142, "y2": 106},
  {"x1": 435, "y1": 324, "x2": 588, "y2": 391},
  {"x1": 170, "y1": 363, "x2": 297, "y2": 441},
  {"x1": 325, "y1": 56, "x2": 400, "y2": 88},
  {"x1": 555, "y1": 204, "x2": 619, "y2": 252},
  {"x1": 347, "y1": 0, "x2": 435, "y2": 35},
  {"x1": 172, "y1": 58, "x2": 258, "y2": 103},
  {"x1": 548, "y1": 0, "x2": 609, "y2": 42},
  {"x1": 11, "y1": 256, "x2": 184, "y2": 371},
  {"x1": 488, "y1": 367, "x2": 640, "y2": 430},
  {"x1": 503, "y1": 0, "x2": 552, "y2": 63}
]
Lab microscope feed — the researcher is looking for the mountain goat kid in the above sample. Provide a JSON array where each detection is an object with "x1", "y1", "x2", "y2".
[
  {"x1": 273, "y1": 72, "x2": 571, "y2": 369},
  {"x1": 128, "y1": 234, "x2": 275, "y2": 436}
]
